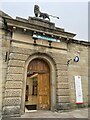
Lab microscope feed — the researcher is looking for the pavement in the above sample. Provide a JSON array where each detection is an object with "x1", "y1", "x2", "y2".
[
  {"x1": 1, "y1": 108, "x2": 89, "y2": 120},
  {"x1": 21, "y1": 108, "x2": 89, "y2": 118}
]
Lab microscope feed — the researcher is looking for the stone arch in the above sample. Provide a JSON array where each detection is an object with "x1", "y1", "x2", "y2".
[{"x1": 21, "y1": 52, "x2": 57, "y2": 113}]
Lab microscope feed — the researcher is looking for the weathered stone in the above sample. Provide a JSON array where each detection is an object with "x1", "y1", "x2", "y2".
[
  {"x1": 57, "y1": 71, "x2": 68, "y2": 76},
  {"x1": 6, "y1": 74, "x2": 23, "y2": 81},
  {"x1": 8, "y1": 60, "x2": 25, "y2": 67},
  {"x1": 12, "y1": 31, "x2": 34, "y2": 45},
  {"x1": 56, "y1": 83, "x2": 69, "y2": 89},
  {"x1": 57, "y1": 103, "x2": 70, "y2": 110},
  {"x1": 3, "y1": 97, "x2": 21, "y2": 106},
  {"x1": 56, "y1": 89, "x2": 69, "y2": 96},
  {"x1": 0, "y1": 11, "x2": 89, "y2": 117},
  {"x1": 5, "y1": 89, "x2": 22, "y2": 97},
  {"x1": 10, "y1": 46, "x2": 33, "y2": 55},
  {"x1": 57, "y1": 76, "x2": 68, "y2": 83},
  {"x1": 51, "y1": 41, "x2": 67, "y2": 50},
  {"x1": 68, "y1": 43, "x2": 88, "y2": 106},
  {"x1": 56, "y1": 64, "x2": 67, "y2": 71},
  {"x1": 57, "y1": 96, "x2": 70, "y2": 103},
  {"x1": 7, "y1": 67, "x2": 24, "y2": 74},
  {"x1": 3, "y1": 106, "x2": 20, "y2": 115},
  {"x1": 28, "y1": 17, "x2": 55, "y2": 29},
  {"x1": 6, "y1": 81, "x2": 22, "y2": 89},
  {"x1": 9, "y1": 53, "x2": 29, "y2": 61},
  {"x1": 52, "y1": 54, "x2": 67, "y2": 64}
]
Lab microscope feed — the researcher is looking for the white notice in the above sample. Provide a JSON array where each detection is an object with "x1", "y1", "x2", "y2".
[{"x1": 75, "y1": 76, "x2": 83, "y2": 104}]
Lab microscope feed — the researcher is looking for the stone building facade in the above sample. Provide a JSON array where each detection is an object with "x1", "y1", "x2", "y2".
[{"x1": 0, "y1": 11, "x2": 89, "y2": 117}]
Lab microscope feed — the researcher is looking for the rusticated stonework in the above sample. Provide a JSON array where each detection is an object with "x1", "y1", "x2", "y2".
[{"x1": 0, "y1": 11, "x2": 89, "y2": 117}]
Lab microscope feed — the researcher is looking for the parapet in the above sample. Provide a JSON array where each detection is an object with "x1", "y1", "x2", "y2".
[{"x1": 28, "y1": 17, "x2": 55, "y2": 29}]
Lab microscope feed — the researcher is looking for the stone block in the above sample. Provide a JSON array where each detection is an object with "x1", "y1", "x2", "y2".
[
  {"x1": 56, "y1": 64, "x2": 67, "y2": 71},
  {"x1": 51, "y1": 41, "x2": 67, "y2": 50},
  {"x1": 56, "y1": 89, "x2": 69, "y2": 96},
  {"x1": 10, "y1": 46, "x2": 33, "y2": 55},
  {"x1": 57, "y1": 83, "x2": 69, "y2": 89},
  {"x1": 57, "y1": 76, "x2": 68, "y2": 83},
  {"x1": 3, "y1": 97, "x2": 21, "y2": 106},
  {"x1": 6, "y1": 81, "x2": 22, "y2": 89},
  {"x1": 28, "y1": 16, "x2": 55, "y2": 29},
  {"x1": 9, "y1": 53, "x2": 29, "y2": 61},
  {"x1": 7, "y1": 67, "x2": 24, "y2": 74},
  {"x1": 57, "y1": 71, "x2": 68, "y2": 76},
  {"x1": 6, "y1": 74, "x2": 23, "y2": 81},
  {"x1": 57, "y1": 96, "x2": 70, "y2": 103},
  {"x1": 8, "y1": 60, "x2": 25, "y2": 67},
  {"x1": 54, "y1": 58, "x2": 67, "y2": 64},
  {"x1": 52, "y1": 54, "x2": 67, "y2": 64},
  {"x1": 12, "y1": 31, "x2": 33, "y2": 44},
  {"x1": 5, "y1": 89, "x2": 22, "y2": 97},
  {"x1": 57, "y1": 103, "x2": 70, "y2": 110},
  {"x1": 3, "y1": 106, "x2": 20, "y2": 115}
]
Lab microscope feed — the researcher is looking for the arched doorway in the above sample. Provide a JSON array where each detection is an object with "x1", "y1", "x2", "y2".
[
  {"x1": 21, "y1": 53, "x2": 56, "y2": 114},
  {"x1": 25, "y1": 58, "x2": 50, "y2": 110}
]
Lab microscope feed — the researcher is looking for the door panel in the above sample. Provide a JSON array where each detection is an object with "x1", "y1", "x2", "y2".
[
  {"x1": 38, "y1": 73, "x2": 50, "y2": 110},
  {"x1": 27, "y1": 58, "x2": 50, "y2": 110},
  {"x1": 28, "y1": 59, "x2": 50, "y2": 73}
]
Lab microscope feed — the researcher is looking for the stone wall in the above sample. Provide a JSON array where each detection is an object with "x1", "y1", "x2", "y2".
[
  {"x1": 0, "y1": 16, "x2": 10, "y2": 117},
  {"x1": 2, "y1": 27, "x2": 89, "y2": 116},
  {"x1": 67, "y1": 43, "x2": 88, "y2": 108},
  {"x1": 2, "y1": 31, "x2": 69, "y2": 115},
  {"x1": 0, "y1": 29, "x2": 2, "y2": 118},
  {"x1": 0, "y1": 16, "x2": 11, "y2": 117},
  {"x1": 52, "y1": 53, "x2": 69, "y2": 110},
  {"x1": 0, "y1": 15, "x2": 89, "y2": 117}
]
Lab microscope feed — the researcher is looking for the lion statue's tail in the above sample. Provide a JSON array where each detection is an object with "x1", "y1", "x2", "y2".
[{"x1": 49, "y1": 15, "x2": 59, "y2": 19}]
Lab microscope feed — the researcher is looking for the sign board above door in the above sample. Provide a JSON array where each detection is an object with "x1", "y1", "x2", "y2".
[{"x1": 33, "y1": 34, "x2": 60, "y2": 42}]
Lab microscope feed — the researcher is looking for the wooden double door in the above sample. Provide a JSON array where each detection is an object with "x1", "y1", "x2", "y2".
[{"x1": 27, "y1": 58, "x2": 50, "y2": 110}]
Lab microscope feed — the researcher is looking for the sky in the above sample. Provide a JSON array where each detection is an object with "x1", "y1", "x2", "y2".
[{"x1": 0, "y1": 0, "x2": 89, "y2": 41}]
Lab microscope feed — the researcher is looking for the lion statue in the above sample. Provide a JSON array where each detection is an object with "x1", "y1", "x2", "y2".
[
  {"x1": 34, "y1": 5, "x2": 59, "y2": 21},
  {"x1": 34, "y1": 5, "x2": 50, "y2": 20},
  {"x1": 34, "y1": 5, "x2": 40, "y2": 17},
  {"x1": 39, "y1": 12, "x2": 50, "y2": 21}
]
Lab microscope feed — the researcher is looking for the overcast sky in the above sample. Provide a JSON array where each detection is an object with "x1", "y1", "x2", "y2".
[{"x1": 0, "y1": 1, "x2": 89, "y2": 41}]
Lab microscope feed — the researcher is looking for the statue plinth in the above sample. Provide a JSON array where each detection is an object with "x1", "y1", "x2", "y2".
[{"x1": 28, "y1": 17, "x2": 55, "y2": 29}]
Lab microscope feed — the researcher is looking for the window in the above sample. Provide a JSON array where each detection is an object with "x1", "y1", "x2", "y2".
[{"x1": 32, "y1": 80, "x2": 38, "y2": 95}]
